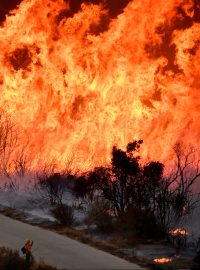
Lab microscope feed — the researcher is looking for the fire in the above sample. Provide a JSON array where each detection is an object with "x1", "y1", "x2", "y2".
[
  {"x1": 153, "y1": 258, "x2": 172, "y2": 264},
  {"x1": 0, "y1": 0, "x2": 199, "y2": 171},
  {"x1": 169, "y1": 228, "x2": 188, "y2": 236}
]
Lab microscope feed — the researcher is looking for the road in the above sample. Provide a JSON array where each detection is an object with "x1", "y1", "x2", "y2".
[{"x1": 0, "y1": 214, "x2": 145, "y2": 270}]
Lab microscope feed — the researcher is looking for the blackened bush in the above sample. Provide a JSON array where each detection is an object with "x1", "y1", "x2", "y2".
[
  {"x1": 85, "y1": 202, "x2": 114, "y2": 233},
  {"x1": 51, "y1": 203, "x2": 75, "y2": 226}
]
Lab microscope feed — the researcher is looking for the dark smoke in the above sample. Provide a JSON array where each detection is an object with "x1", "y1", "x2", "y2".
[
  {"x1": 194, "y1": 0, "x2": 200, "y2": 23},
  {"x1": 145, "y1": 3, "x2": 200, "y2": 74},
  {"x1": 8, "y1": 47, "x2": 32, "y2": 71},
  {"x1": 0, "y1": 0, "x2": 133, "y2": 35},
  {"x1": 57, "y1": 0, "x2": 132, "y2": 34},
  {"x1": 65, "y1": 0, "x2": 132, "y2": 18},
  {"x1": 0, "y1": 0, "x2": 23, "y2": 23}
]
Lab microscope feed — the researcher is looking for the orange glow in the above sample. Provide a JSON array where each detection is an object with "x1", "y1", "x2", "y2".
[
  {"x1": 153, "y1": 258, "x2": 172, "y2": 264},
  {"x1": 169, "y1": 228, "x2": 188, "y2": 236},
  {"x1": 0, "y1": 0, "x2": 199, "y2": 171}
]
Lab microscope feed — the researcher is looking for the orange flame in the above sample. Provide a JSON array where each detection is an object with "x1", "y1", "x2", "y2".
[
  {"x1": 0, "y1": 0, "x2": 199, "y2": 171},
  {"x1": 153, "y1": 258, "x2": 172, "y2": 264},
  {"x1": 169, "y1": 228, "x2": 188, "y2": 236}
]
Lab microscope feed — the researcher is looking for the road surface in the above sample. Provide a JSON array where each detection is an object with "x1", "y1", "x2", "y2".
[{"x1": 0, "y1": 214, "x2": 145, "y2": 270}]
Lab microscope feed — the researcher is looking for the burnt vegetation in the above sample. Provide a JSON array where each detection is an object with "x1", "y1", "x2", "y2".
[{"x1": 72, "y1": 140, "x2": 200, "y2": 241}]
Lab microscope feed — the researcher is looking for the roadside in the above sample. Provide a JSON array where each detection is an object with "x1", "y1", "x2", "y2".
[
  {"x1": 0, "y1": 205, "x2": 199, "y2": 270},
  {"x1": 0, "y1": 212, "x2": 145, "y2": 270},
  {"x1": 0, "y1": 246, "x2": 57, "y2": 270}
]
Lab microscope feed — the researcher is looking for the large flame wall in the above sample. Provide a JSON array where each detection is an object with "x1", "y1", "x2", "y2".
[{"x1": 0, "y1": 0, "x2": 199, "y2": 171}]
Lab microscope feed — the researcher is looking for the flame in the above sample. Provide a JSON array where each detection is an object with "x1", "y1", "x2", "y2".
[
  {"x1": 153, "y1": 258, "x2": 172, "y2": 264},
  {"x1": 169, "y1": 228, "x2": 188, "y2": 236},
  {"x1": 0, "y1": 0, "x2": 199, "y2": 171}
]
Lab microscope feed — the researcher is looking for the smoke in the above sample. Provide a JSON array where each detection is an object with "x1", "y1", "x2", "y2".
[
  {"x1": 64, "y1": 0, "x2": 132, "y2": 18},
  {"x1": 56, "y1": 0, "x2": 132, "y2": 34},
  {"x1": 145, "y1": 2, "x2": 200, "y2": 74},
  {"x1": 0, "y1": 0, "x2": 23, "y2": 23},
  {"x1": 0, "y1": 0, "x2": 132, "y2": 24}
]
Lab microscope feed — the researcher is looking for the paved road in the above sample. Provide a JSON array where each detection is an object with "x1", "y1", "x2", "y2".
[{"x1": 0, "y1": 214, "x2": 145, "y2": 270}]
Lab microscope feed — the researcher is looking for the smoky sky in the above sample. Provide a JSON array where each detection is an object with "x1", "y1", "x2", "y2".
[
  {"x1": 145, "y1": 3, "x2": 200, "y2": 75},
  {"x1": 57, "y1": 0, "x2": 133, "y2": 33},
  {"x1": 0, "y1": 0, "x2": 132, "y2": 23},
  {"x1": 0, "y1": 0, "x2": 132, "y2": 34},
  {"x1": 0, "y1": 0, "x2": 23, "y2": 23},
  {"x1": 66, "y1": 0, "x2": 132, "y2": 18}
]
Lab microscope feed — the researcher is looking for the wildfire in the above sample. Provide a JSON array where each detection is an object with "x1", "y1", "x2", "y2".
[
  {"x1": 169, "y1": 228, "x2": 188, "y2": 236},
  {"x1": 0, "y1": 0, "x2": 199, "y2": 171},
  {"x1": 153, "y1": 258, "x2": 172, "y2": 264}
]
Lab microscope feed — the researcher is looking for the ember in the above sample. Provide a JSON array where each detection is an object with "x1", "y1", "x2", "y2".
[
  {"x1": 153, "y1": 258, "x2": 172, "y2": 264},
  {"x1": 169, "y1": 228, "x2": 188, "y2": 236}
]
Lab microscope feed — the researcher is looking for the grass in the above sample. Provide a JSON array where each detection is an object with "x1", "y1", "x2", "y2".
[{"x1": 0, "y1": 247, "x2": 57, "y2": 270}]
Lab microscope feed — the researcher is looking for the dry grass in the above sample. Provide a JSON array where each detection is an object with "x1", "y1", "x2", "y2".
[
  {"x1": 0, "y1": 247, "x2": 57, "y2": 270},
  {"x1": 0, "y1": 206, "x2": 26, "y2": 220}
]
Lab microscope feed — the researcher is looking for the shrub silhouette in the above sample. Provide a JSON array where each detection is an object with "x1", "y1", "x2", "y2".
[
  {"x1": 85, "y1": 201, "x2": 114, "y2": 233},
  {"x1": 51, "y1": 203, "x2": 75, "y2": 226}
]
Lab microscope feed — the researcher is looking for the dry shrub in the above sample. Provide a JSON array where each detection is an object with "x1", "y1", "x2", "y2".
[
  {"x1": 0, "y1": 247, "x2": 58, "y2": 270},
  {"x1": 0, "y1": 249, "x2": 25, "y2": 270},
  {"x1": 51, "y1": 203, "x2": 75, "y2": 226},
  {"x1": 115, "y1": 207, "x2": 160, "y2": 241},
  {"x1": 85, "y1": 201, "x2": 114, "y2": 233}
]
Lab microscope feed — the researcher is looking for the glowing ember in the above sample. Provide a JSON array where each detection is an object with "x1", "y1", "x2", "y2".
[
  {"x1": 169, "y1": 228, "x2": 188, "y2": 236},
  {"x1": 0, "y1": 0, "x2": 200, "y2": 171},
  {"x1": 153, "y1": 258, "x2": 172, "y2": 264}
]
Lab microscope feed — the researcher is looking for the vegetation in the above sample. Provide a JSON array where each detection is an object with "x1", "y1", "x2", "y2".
[
  {"x1": 73, "y1": 140, "x2": 200, "y2": 241},
  {"x1": 36, "y1": 173, "x2": 69, "y2": 206},
  {"x1": 35, "y1": 171, "x2": 76, "y2": 226},
  {"x1": 51, "y1": 203, "x2": 75, "y2": 226},
  {"x1": 84, "y1": 200, "x2": 114, "y2": 233},
  {"x1": 0, "y1": 121, "x2": 199, "y2": 246},
  {"x1": 0, "y1": 247, "x2": 57, "y2": 270}
]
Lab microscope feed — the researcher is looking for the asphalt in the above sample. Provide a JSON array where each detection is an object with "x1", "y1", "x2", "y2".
[{"x1": 0, "y1": 214, "x2": 146, "y2": 270}]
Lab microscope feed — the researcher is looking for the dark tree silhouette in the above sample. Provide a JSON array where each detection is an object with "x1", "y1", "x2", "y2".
[
  {"x1": 73, "y1": 140, "x2": 200, "y2": 237},
  {"x1": 37, "y1": 173, "x2": 70, "y2": 206}
]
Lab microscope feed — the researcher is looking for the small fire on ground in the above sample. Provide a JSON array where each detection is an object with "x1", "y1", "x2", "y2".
[
  {"x1": 169, "y1": 228, "x2": 188, "y2": 236},
  {"x1": 153, "y1": 258, "x2": 172, "y2": 264}
]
